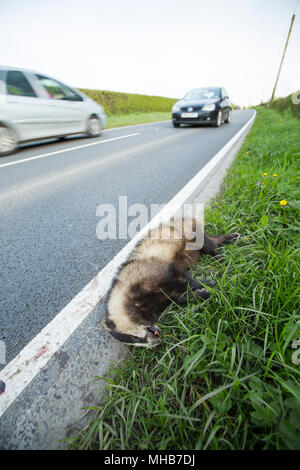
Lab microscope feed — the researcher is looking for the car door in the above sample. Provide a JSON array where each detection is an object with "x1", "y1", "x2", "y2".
[
  {"x1": 4, "y1": 69, "x2": 63, "y2": 141},
  {"x1": 222, "y1": 88, "x2": 230, "y2": 117},
  {"x1": 33, "y1": 74, "x2": 87, "y2": 135},
  {"x1": 219, "y1": 88, "x2": 225, "y2": 118}
]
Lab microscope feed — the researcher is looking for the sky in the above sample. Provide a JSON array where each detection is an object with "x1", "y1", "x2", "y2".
[{"x1": 1, "y1": 0, "x2": 299, "y2": 106}]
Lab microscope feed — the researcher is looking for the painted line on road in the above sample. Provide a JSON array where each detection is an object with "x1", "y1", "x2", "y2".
[
  {"x1": 0, "y1": 111, "x2": 256, "y2": 418},
  {"x1": 0, "y1": 133, "x2": 140, "y2": 169}
]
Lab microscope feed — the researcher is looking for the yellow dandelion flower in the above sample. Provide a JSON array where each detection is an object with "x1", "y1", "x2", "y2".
[
  {"x1": 262, "y1": 182, "x2": 265, "y2": 185},
  {"x1": 280, "y1": 200, "x2": 287, "y2": 206},
  {"x1": 263, "y1": 172, "x2": 268, "y2": 176},
  {"x1": 245, "y1": 151, "x2": 249, "y2": 155},
  {"x1": 273, "y1": 173, "x2": 277, "y2": 177},
  {"x1": 245, "y1": 237, "x2": 249, "y2": 241}
]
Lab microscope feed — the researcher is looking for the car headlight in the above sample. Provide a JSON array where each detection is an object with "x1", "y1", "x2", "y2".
[
  {"x1": 202, "y1": 104, "x2": 216, "y2": 111},
  {"x1": 172, "y1": 104, "x2": 181, "y2": 112}
]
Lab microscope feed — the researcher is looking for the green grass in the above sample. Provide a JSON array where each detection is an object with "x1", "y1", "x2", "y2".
[
  {"x1": 269, "y1": 91, "x2": 300, "y2": 120},
  {"x1": 67, "y1": 107, "x2": 300, "y2": 450},
  {"x1": 106, "y1": 112, "x2": 171, "y2": 129},
  {"x1": 79, "y1": 88, "x2": 177, "y2": 116},
  {"x1": 79, "y1": 88, "x2": 175, "y2": 128}
]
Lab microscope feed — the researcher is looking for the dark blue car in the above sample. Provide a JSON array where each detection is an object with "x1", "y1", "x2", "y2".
[{"x1": 172, "y1": 87, "x2": 231, "y2": 128}]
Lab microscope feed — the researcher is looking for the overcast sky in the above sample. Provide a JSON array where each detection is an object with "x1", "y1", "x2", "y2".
[{"x1": 1, "y1": 0, "x2": 299, "y2": 106}]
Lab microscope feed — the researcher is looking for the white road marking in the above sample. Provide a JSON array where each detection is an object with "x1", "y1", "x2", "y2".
[
  {"x1": 0, "y1": 133, "x2": 140, "y2": 169},
  {"x1": 0, "y1": 111, "x2": 256, "y2": 417}
]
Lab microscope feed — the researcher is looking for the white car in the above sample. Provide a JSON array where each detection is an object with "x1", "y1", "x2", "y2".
[{"x1": 0, "y1": 65, "x2": 107, "y2": 156}]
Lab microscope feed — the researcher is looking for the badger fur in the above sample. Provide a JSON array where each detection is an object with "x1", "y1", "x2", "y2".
[{"x1": 104, "y1": 217, "x2": 239, "y2": 346}]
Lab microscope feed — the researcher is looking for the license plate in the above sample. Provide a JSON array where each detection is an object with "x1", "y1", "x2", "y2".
[{"x1": 181, "y1": 112, "x2": 198, "y2": 118}]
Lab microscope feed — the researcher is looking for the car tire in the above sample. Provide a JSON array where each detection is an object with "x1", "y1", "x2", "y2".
[
  {"x1": 213, "y1": 110, "x2": 222, "y2": 127},
  {"x1": 224, "y1": 111, "x2": 231, "y2": 124},
  {"x1": 0, "y1": 124, "x2": 17, "y2": 157},
  {"x1": 86, "y1": 116, "x2": 103, "y2": 137},
  {"x1": 173, "y1": 122, "x2": 180, "y2": 128}
]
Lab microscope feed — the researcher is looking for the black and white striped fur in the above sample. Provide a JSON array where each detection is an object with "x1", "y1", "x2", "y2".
[{"x1": 104, "y1": 218, "x2": 239, "y2": 346}]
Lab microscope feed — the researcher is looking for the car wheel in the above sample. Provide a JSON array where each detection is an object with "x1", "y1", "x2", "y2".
[
  {"x1": 86, "y1": 116, "x2": 102, "y2": 137},
  {"x1": 224, "y1": 111, "x2": 231, "y2": 124},
  {"x1": 213, "y1": 110, "x2": 222, "y2": 127},
  {"x1": 173, "y1": 122, "x2": 180, "y2": 128},
  {"x1": 0, "y1": 125, "x2": 17, "y2": 156}
]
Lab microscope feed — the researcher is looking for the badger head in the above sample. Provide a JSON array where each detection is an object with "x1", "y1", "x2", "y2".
[
  {"x1": 104, "y1": 316, "x2": 161, "y2": 347},
  {"x1": 103, "y1": 259, "x2": 175, "y2": 347},
  {"x1": 104, "y1": 259, "x2": 211, "y2": 347}
]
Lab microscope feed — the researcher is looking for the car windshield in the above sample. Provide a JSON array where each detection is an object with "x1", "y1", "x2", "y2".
[{"x1": 184, "y1": 88, "x2": 220, "y2": 100}]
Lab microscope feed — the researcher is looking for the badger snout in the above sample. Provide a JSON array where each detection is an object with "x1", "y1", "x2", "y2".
[{"x1": 146, "y1": 324, "x2": 161, "y2": 344}]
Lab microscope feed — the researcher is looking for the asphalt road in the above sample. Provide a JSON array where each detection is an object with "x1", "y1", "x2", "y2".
[{"x1": 0, "y1": 110, "x2": 253, "y2": 367}]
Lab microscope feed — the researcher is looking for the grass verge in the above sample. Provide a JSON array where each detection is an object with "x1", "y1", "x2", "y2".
[
  {"x1": 106, "y1": 112, "x2": 171, "y2": 129},
  {"x1": 67, "y1": 107, "x2": 300, "y2": 450}
]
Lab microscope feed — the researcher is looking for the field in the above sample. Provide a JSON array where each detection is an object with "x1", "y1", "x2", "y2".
[
  {"x1": 79, "y1": 88, "x2": 177, "y2": 128},
  {"x1": 67, "y1": 106, "x2": 300, "y2": 450},
  {"x1": 79, "y1": 88, "x2": 177, "y2": 116},
  {"x1": 105, "y1": 112, "x2": 171, "y2": 129}
]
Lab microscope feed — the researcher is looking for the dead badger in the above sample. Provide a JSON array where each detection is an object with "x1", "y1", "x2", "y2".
[{"x1": 104, "y1": 217, "x2": 239, "y2": 346}]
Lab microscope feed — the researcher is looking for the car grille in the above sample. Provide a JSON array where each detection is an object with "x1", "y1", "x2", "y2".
[{"x1": 180, "y1": 105, "x2": 203, "y2": 112}]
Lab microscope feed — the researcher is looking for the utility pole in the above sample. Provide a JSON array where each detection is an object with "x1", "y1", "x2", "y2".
[{"x1": 269, "y1": 13, "x2": 296, "y2": 107}]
